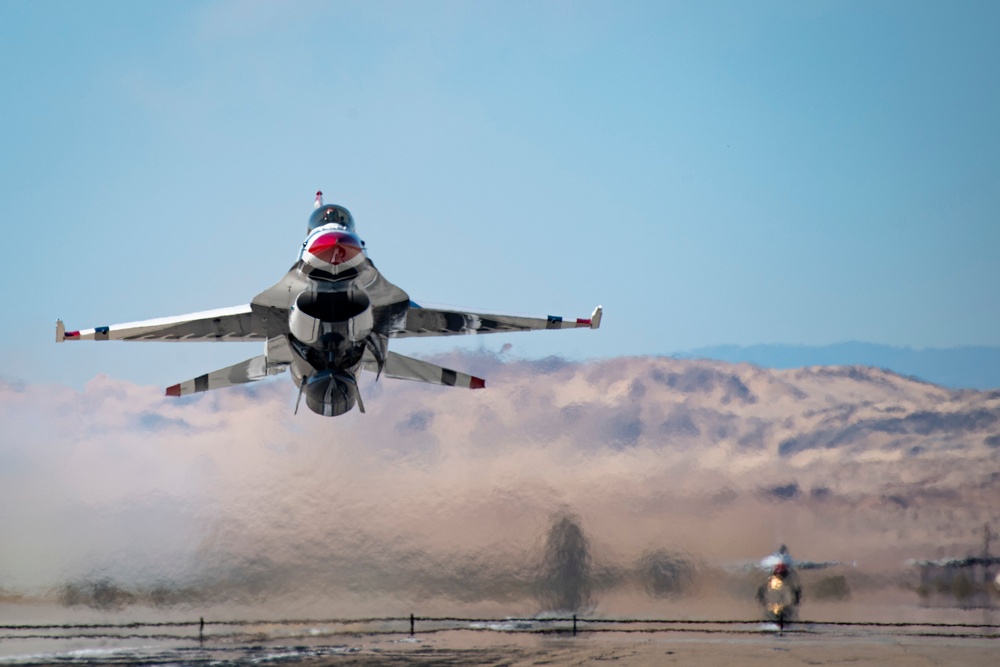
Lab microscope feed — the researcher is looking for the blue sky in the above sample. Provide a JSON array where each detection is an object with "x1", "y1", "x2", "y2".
[{"x1": 3, "y1": 1, "x2": 999, "y2": 389}]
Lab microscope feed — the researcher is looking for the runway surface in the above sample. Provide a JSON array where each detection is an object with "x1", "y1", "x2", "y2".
[{"x1": 1, "y1": 617, "x2": 997, "y2": 666}]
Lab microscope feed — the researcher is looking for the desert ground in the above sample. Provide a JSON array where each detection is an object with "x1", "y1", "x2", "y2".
[
  {"x1": 5, "y1": 630, "x2": 997, "y2": 667},
  {"x1": 291, "y1": 632, "x2": 999, "y2": 667}
]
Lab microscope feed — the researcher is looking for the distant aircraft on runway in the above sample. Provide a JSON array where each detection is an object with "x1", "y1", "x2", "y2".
[
  {"x1": 727, "y1": 545, "x2": 847, "y2": 630},
  {"x1": 908, "y1": 524, "x2": 1000, "y2": 608},
  {"x1": 57, "y1": 192, "x2": 602, "y2": 416}
]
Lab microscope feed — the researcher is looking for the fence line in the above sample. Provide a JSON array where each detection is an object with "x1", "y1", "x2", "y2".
[{"x1": 1, "y1": 615, "x2": 998, "y2": 633}]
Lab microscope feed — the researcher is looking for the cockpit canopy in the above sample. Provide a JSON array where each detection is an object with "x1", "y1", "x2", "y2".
[{"x1": 308, "y1": 204, "x2": 355, "y2": 234}]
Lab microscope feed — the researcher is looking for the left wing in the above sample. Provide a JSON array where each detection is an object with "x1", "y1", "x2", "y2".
[
  {"x1": 394, "y1": 304, "x2": 602, "y2": 338},
  {"x1": 56, "y1": 305, "x2": 265, "y2": 342}
]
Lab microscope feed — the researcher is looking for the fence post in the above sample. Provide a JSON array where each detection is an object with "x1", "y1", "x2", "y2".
[
  {"x1": 410, "y1": 613, "x2": 415, "y2": 636},
  {"x1": 573, "y1": 614, "x2": 577, "y2": 636},
  {"x1": 199, "y1": 617, "x2": 204, "y2": 643}
]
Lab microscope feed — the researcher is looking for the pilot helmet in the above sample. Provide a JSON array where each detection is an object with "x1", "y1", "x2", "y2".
[{"x1": 773, "y1": 563, "x2": 789, "y2": 577}]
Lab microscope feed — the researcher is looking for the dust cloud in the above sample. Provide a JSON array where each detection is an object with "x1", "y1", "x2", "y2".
[{"x1": 1, "y1": 353, "x2": 997, "y2": 621}]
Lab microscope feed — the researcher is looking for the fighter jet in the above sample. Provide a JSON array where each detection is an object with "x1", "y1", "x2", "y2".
[
  {"x1": 726, "y1": 545, "x2": 847, "y2": 629},
  {"x1": 56, "y1": 192, "x2": 602, "y2": 416},
  {"x1": 908, "y1": 524, "x2": 1000, "y2": 606}
]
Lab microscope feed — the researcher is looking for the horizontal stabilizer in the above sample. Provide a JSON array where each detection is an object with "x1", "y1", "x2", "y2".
[
  {"x1": 365, "y1": 351, "x2": 486, "y2": 389},
  {"x1": 166, "y1": 354, "x2": 275, "y2": 396}
]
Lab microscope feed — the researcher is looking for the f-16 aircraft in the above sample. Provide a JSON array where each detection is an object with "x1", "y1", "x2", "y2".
[
  {"x1": 908, "y1": 524, "x2": 1000, "y2": 607},
  {"x1": 56, "y1": 192, "x2": 602, "y2": 416},
  {"x1": 726, "y1": 545, "x2": 848, "y2": 629}
]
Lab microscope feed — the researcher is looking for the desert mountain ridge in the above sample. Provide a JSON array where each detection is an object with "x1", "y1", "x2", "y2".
[
  {"x1": 682, "y1": 341, "x2": 1000, "y2": 390},
  {"x1": 410, "y1": 352, "x2": 1000, "y2": 471}
]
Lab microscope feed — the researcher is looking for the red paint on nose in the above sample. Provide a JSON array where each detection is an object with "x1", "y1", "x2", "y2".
[{"x1": 307, "y1": 231, "x2": 363, "y2": 265}]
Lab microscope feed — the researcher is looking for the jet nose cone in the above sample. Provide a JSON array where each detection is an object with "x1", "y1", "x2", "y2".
[{"x1": 306, "y1": 231, "x2": 363, "y2": 265}]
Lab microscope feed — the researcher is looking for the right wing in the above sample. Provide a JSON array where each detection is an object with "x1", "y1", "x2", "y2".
[
  {"x1": 56, "y1": 305, "x2": 265, "y2": 342},
  {"x1": 394, "y1": 303, "x2": 602, "y2": 338},
  {"x1": 794, "y1": 559, "x2": 843, "y2": 571}
]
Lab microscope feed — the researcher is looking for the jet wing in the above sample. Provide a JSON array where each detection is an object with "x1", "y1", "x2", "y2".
[
  {"x1": 723, "y1": 557, "x2": 845, "y2": 573},
  {"x1": 56, "y1": 305, "x2": 265, "y2": 342},
  {"x1": 394, "y1": 304, "x2": 602, "y2": 338},
  {"x1": 720, "y1": 559, "x2": 769, "y2": 574},
  {"x1": 362, "y1": 351, "x2": 485, "y2": 389},
  {"x1": 794, "y1": 560, "x2": 843, "y2": 571}
]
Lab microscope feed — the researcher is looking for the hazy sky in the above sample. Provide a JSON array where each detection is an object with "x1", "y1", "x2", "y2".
[{"x1": 3, "y1": 1, "x2": 999, "y2": 389}]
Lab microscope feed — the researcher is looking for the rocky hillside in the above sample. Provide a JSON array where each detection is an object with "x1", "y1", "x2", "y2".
[{"x1": 398, "y1": 353, "x2": 1000, "y2": 485}]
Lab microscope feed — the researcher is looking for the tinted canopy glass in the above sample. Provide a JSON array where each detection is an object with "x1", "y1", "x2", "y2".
[{"x1": 308, "y1": 204, "x2": 355, "y2": 233}]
